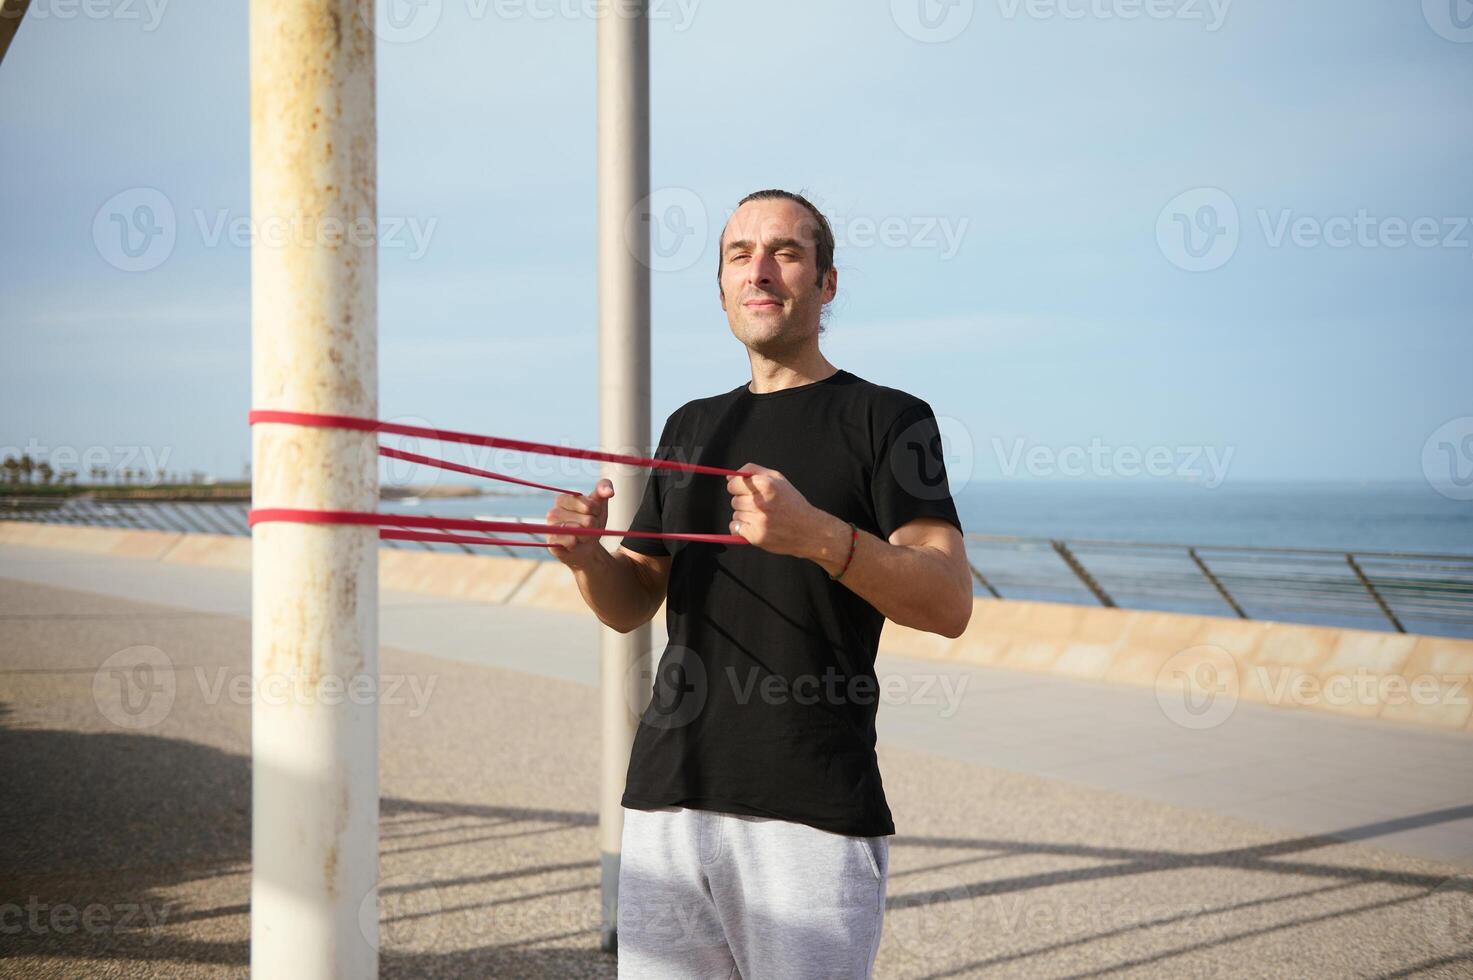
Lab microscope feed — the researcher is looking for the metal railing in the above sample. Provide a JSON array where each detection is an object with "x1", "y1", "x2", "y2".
[
  {"x1": 964, "y1": 534, "x2": 1473, "y2": 640},
  {"x1": 3, "y1": 498, "x2": 1471, "y2": 639},
  {"x1": 0, "y1": 498, "x2": 539, "y2": 558}
]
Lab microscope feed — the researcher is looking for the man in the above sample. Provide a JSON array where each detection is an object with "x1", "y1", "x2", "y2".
[{"x1": 545, "y1": 189, "x2": 971, "y2": 978}]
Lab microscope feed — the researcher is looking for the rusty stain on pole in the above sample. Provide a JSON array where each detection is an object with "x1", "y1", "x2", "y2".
[{"x1": 249, "y1": 1, "x2": 379, "y2": 975}]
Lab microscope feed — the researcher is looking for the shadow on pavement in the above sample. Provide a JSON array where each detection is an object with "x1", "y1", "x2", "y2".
[{"x1": 1, "y1": 705, "x2": 1469, "y2": 979}]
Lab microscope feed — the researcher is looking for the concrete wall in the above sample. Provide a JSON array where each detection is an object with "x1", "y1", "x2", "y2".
[{"x1": 4, "y1": 521, "x2": 1469, "y2": 733}]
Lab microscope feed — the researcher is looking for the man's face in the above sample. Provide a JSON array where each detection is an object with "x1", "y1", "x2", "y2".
[{"x1": 718, "y1": 198, "x2": 836, "y2": 356}]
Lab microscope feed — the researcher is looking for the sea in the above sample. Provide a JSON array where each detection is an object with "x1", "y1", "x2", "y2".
[{"x1": 382, "y1": 480, "x2": 1473, "y2": 555}]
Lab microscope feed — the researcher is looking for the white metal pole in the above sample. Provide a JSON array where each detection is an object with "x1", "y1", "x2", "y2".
[
  {"x1": 249, "y1": 1, "x2": 379, "y2": 976},
  {"x1": 596, "y1": 0, "x2": 650, "y2": 955}
]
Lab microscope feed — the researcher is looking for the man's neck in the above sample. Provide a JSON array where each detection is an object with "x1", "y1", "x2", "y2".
[{"x1": 746, "y1": 351, "x2": 839, "y2": 395}]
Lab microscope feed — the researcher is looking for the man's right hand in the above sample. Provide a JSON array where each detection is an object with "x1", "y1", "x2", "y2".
[{"x1": 544, "y1": 478, "x2": 615, "y2": 569}]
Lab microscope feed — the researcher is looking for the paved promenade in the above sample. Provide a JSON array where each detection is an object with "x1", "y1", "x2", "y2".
[{"x1": 1, "y1": 543, "x2": 1470, "y2": 978}]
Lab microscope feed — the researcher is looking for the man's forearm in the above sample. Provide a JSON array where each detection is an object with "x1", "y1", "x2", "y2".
[
  {"x1": 566, "y1": 545, "x2": 659, "y2": 633},
  {"x1": 802, "y1": 513, "x2": 971, "y2": 638}
]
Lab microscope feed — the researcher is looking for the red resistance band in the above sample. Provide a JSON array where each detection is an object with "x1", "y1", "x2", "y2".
[{"x1": 247, "y1": 409, "x2": 749, "y2": 548}]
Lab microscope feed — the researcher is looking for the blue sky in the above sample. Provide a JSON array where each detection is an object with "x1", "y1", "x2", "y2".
[{"x1": 2, "y1": 0, "x2": 1470, "y2": 490}]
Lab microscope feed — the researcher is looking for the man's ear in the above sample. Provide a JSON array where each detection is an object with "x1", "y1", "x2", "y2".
[{"x1": 822, "y1": 267, "x2": 838, "y2": 304}]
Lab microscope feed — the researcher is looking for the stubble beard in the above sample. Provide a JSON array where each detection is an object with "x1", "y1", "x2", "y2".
[{"x1": 731, "y1": 290, "x2": 822, "y2": 359}]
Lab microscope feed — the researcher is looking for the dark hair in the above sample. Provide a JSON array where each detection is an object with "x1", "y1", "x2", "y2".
[{"x1": 718, "y1": 189, "x2": 837, "y2": 331}]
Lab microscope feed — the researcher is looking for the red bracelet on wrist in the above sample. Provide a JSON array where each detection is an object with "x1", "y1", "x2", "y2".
[{"x1": 830, "y1": 521, "x2": 859, "y2": 581}]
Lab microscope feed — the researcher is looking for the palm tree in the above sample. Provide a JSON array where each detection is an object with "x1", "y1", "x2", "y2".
[{"x1": 36, "y1": 461, "x2": 53, "y2": 486}]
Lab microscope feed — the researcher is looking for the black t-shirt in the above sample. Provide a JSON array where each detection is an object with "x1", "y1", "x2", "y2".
[{"x1": 617, "y1": 368, "x2": 964, "y2": 837}]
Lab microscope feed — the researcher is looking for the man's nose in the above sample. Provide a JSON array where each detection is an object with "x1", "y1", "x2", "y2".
[{"x1": 746, "y1": 250, "x2": 776, "y2": 285}]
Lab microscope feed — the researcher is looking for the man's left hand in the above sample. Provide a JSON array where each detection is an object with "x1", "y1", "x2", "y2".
[{"x1": 727, "y1": 463, "x2": 831, "y2": 558}]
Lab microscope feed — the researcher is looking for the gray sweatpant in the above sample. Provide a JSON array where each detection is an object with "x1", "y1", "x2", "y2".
[{"x1": 616, "y1": 805, "x2": 889, "y2": 979}]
